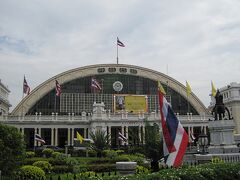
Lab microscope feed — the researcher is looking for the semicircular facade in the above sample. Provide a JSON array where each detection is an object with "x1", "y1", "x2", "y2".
[{"x1": 12, "y1": 64, "x2": 208, "y2": 115}]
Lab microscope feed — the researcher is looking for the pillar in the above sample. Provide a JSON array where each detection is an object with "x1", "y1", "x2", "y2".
[
  {"x1": 38, "y1": 128, "x2": 41, "y2": 146},
  {"x1": 55, "y1": 128, "x2": 58, "y2": 146},
  {"x1": 138, "y1": 126, "x2": 141, "y2": 144},
  {"x1": 142, "y1": 125, "x2": 145, "y2": 144},
  {"x1": 125, "y1": 126, "x2": 129, "y2": 145},
  {"x1": 51, "y1": 128, "x2": 54, "y2": 146},
  {"x1": 68, "y1": 128, "x2": 71, "y2": 146},
  {"x1": 204, "y1": 126, "x2": 207, "y2": 134},
  {"x1": 108, "y1": 126, "x2": 111, "y2": 145},
  {"x1": 121, "y1": 126, "x2": 124, "y2": 145},
  {"x1": 71, "y1": 128, "x2": 74, "y2": 146},
  {"x1": 84, "y1": 128, "x2": 87, "y2": 138},
  {"x1": 34, "y1": 128, "x2": 37, "y2": 147}
]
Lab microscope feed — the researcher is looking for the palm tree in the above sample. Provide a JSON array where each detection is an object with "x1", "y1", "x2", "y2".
[
  {"x1": 144, "y1": 121, "x2": 163, "y2": 172},
  {"x1": 89, "y1": 129, "x2": 110, "y2": 157}
]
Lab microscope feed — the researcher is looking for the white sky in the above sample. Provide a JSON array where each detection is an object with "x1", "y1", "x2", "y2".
[{"x1": 0, "y1": 0, "x2": 240, "y2": 111}]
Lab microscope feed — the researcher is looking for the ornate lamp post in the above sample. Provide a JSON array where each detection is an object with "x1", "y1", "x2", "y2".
[{"x1": 198, "y1": 133, "x2": 208, "y2": 155}]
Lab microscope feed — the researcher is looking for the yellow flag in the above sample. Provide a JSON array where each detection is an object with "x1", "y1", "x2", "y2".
[
  {"x1": 77, "y1": 131, "x2": 84, "y2": 144},
  {"x1": 186, "y1": 81, "x2": 192, "y2": 96},
  {"x1": 158, "y1": 81, "x2": 166, "y2": 95},
  {"x1": 211, "y1": 81, "x2": 217, "y2": 97}
]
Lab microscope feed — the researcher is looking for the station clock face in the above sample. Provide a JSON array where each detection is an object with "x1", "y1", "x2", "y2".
[{"x1": 113, "y1": 81, "x2": 123, "y2": 92}]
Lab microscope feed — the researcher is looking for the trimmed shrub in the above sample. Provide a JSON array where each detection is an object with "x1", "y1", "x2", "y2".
[
  {"x1": 111, "y1": 154, "x2": 131, "y2": 163},
  {"x1": 88, "y1": 149, "x2": 97, "y2": 157},
  {"x1": 136, "y1": 165, "x2": 150, "y2": 174},
  {"x1": 42, "y1": 148, "x2": 54, "y2": 158},
  {"x1": 73, "y1": 164, "x2": 88, "y2": 173},
  {"x1": 77, "y1": 171, "x2": 95, "y2": 178},
  {"x1": 33, "y1": 160, "x2": 52, "y2": 173},
  {"x1": 17, "y1": 165, "x2": 46, "y2": 180},
  {"x1": 102, "y1": 150, "x2": 118, "y2": 159},
  {"x1": 51, "y1": 151, "x2": 62, "y2": 158},
  {"x1": 87, "y1": 164, "x2": 116, "y2": 172},
  {"x1": 52, "y1": 165, "x2": 73, "y2": 173},
  {"x1": 49, "y1": 157, "x2": 66, "y2": 165},
  {"x1": 26, "y1": 151, "x2": 35, "y2": 158},
  {"x1": 88, "y1": 158, "x2": 111, "y2": 164},
  {"x1": 23, "y1": 157, "x2": 49, "y2": 165}
]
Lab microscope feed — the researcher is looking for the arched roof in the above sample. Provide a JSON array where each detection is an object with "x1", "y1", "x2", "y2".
[{"x1": 12, "y1": 64, "x2": 208, "y2": 115}]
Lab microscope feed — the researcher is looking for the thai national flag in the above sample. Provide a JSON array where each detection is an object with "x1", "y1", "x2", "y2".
[
  {"x1": 35, "y1": 134, "x2": 45, "y2": 144},
  {"x1": 23, "y1": 76, "x2": 30, "y2": 95},
  {"x1": 55, "y1": 80, "x2": 61, "y2": 96},
  {"x1": 117, "y1": 37, "x2": 125, "y2": 47},
  {"x1": 118, "y1": 131, "x2": 127, "y2": 142},
  {"x1": 159, "y1": 90, "x2": 188, "y2": 167},
  {"x1": 91, "y1": 78, "x2": 102, "y2": 90}
]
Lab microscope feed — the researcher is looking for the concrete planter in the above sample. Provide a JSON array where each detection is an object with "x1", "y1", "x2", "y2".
[{"x1": 116, "y1": 162, "x2": 137, "y2": 175}]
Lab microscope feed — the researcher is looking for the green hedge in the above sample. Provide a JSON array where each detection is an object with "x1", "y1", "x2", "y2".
[
  {"x1": 26, "y1": 151, "x2": 35, "y2": 158},
  {"x1": 23, "y1": 157, "x2": 49, "y2": 165},
  {"x1": 115, "y1": 163, "x2": 240, "y2": 180},
  {"x1": 42, "y1": 148, "x2": 54, "y2": 158},
  {"x1": 33, "y1": 160, "x2": 52, "y2": 173},
  {"x1": 16, "y1": 165, "x2": 46, "y2": 180}
]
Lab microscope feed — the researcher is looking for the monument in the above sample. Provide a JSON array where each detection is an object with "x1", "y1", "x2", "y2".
[{"x1": 208, "y1": 90, "x2": 238, "y2": 154}]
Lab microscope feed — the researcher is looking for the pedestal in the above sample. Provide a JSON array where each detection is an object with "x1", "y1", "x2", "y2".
[{"x1": 208, "y1": 120, "x2": 238, "y2": 154}]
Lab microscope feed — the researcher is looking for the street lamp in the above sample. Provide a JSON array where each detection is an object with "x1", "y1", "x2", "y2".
[{"x1": 198, "y1": 133, "x2": 208, "y2": 155}]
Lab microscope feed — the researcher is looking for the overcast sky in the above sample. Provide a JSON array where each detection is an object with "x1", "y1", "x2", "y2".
[{"x1": 1, "y1": 0, "x2": 240, "y2": 111}]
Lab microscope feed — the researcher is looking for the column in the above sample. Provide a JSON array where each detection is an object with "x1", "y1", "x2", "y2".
[
  {"x1": 125, "y1": 126, "x2": 129, "y2": 145},
  {"x1": 51, "y1": 128, "x2": 54, "y2": 146},
  {"x1": 204, "y1": 126, "x2": 207, "y2": 134},
  {"x1": 38, "y1": 128, "x2": 41, "y2": 146},
  {"x1": 55, "y1": 128, "x2": 58, "y2": 146},
  {"x1": 68, "y1": 128, "x2": 71, "y2": 146},
  {"x1": 188, "y1": 126, "x2": 191, "y2": 141},
  {"x1": 108, "y1": 126, "x2": 111, "y2": 145},
  {"x1": 71, "y1": 128, "x2": 74, "y2": 146},
  {"x1": 34, "y1": 128, "x2": 37, "y2": 147},
  {"x1": 21, "y1": 128, "x2": 25, "y2": 136},
  {"x1": 121, "y1": 126, "x2": 124, "y2": 145},
  {"x1": 138, "y1": 126, "x2": 141, "y2": 144},
  {"x1": 84, "y1": 128, "x2": 87, "y2": 138},
  {"x1": 142, "y1": 125, "x2": 145, "y2": 144}
]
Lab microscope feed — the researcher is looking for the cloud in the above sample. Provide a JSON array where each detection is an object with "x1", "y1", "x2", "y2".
[{"x1": 0, "y1": 0, "x2": 240, "y2": 111}]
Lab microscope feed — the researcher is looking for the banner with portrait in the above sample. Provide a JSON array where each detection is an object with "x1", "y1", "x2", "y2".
[{"x1": 114, "y1": 94, "x2": 148, "y2": 113}]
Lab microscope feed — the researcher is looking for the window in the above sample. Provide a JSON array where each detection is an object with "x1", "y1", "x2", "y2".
[
  {"x1": 97, "y1": 68, "x2": 105, "y2": 73},
  {"x1": 108, "y1": 68, "x2": 116, "y2": 72},
  {"x1": 130, "y1": 69, "x2": 137, "y2": 74},
  {"x1": 119, "y1": 68, "x2": 127, "y2": 73}
]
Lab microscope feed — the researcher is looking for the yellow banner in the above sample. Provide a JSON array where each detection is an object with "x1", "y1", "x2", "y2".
[{"x1": 114, "y1": 94, "x2": 148, "y2": 113}]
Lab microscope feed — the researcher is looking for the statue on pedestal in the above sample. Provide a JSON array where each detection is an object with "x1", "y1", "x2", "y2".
[{"x1": 212, "y1": 90, "x2": 232, "y2": 120}]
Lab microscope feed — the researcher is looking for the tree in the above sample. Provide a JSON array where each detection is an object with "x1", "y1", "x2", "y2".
[
  {"x1": 144, "y1": 121, "x2": 163, "y2": 172},
  {"x1": 89, "y1": 129, "x2": 110, "y2": 157},
  {"x1": 0, "y1": 123, "x2": 25, "y2": 175}
]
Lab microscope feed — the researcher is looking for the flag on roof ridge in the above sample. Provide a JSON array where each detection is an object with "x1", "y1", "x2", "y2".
[
  {"x1": 55, "y1": 80, "x2": 61, "y2": 96},
  {"x1": 158, "y1": 89, "x2": 188, "y2": 167},
  {"x1": 186, "y1": 81, "x2": 192, "y2": 96},
  {"x1": 91, "y1": 77, "x2": 102, "y2": 90},
  {"x1": 117, "y1": 37, "x2": 125, "y2": 47},
  {"x1": 23, "y1": 76, "x2": 30, "y2": 95}
]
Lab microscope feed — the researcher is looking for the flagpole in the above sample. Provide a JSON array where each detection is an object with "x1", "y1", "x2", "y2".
[
  {"x1": 54, "y1": 80, "x2": 56, "y2": 113},
  {"x1": 22, "y1": 75, "x2": 25, "y2": 116},
  {"x1": 101, "y1": 79, "x2": 104, "y2": 103},
  {"x1": 54, "y1": 94, "x2": 56, "y2": 113},
  {"x1": 117, "y1": 39, "x2": 119, "y2": 64}
]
